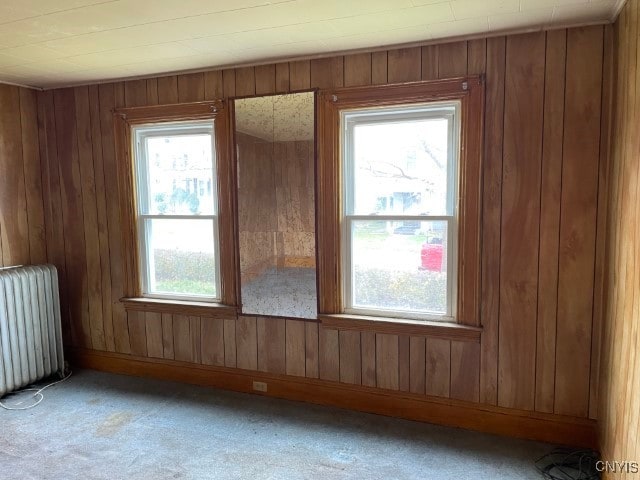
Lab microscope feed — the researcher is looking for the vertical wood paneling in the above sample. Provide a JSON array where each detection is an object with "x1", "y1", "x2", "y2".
[
  {"x1": 275, "y1": 63, "x2": 290, "y2": 93},
  {"x1": 18, "y1": 88, "x2": 47, "y2": 265},
  {"x1": 421, "y1": 45, "x2": 438, "y2": 80},
  {"x1": 555, "y1": 26, "x2": 604, "y2": 417},
  {"x1": 339, "y1": 330, "x2": 361, "y2": 384},
  {"x1": 161, "y1": 313, "x2": 174, "y2": 360},
  {"x1": 88, "y1": 85, "x2": 114, "y2": 352},
  {"x1": 201, "y1": 317, "x2": 225, "y2": 366},
  {"x1": 305, "y1": 322, "x2": 319, "y2": 378},
  {"x1": 223, "y1": 70, "x2": 236, "y2": 98},
  {"x1": 173, "y1": 315, "x2": 192, "y2": 362},
  {"x1": 177, "y1": 73, "x2": 205, "y2": 102},
  {"x1": 255, "y1": 65, "x2": 276, "y2": 95},
  {"x1": 157, "y1": 76, "x2": 179, "y2": 104},
  {"x1": 387, "y1": 47, "x2": 421, "y2": 83},
  {"x1": 74, "y1": 86, "x2": 104, "y2": 351},
  {"x1": 37, "y1": 90, "x2": 70, "y2": 344},
  {"x1": 535, "y1": 29, "x2": 567, "y2": 414},
  {"x1": 98, "y1": 83, "x2": 129, "y2": 354},
  {"x1": 371, "y1": 51, "x2": 388, "y2": 85},
  {"x1": 319, "y1": 327, "x2": 339, "y2": 381},
  {"x1": 398, "y1": 335, "x2": 411, "y2": 392},
  {"x1": 236, "y1": 316, "x2": 257, "y2": 370},
  {"x1": 600, "y1": 1, "x2": 639, "y2": 467},
  {"x1": 376, "y1": 334, "x2": 399, "y2": 390},
  {"x1": 310, "y1": 57, "x2": 344, "y2": 88},
  {"x1": 31, "y1": 27, "x2": 611, "y2": 425},
  {"x1": 438, "y1": 41, "x2": 468, "y2": 78},
  {"x1": 54, "y1": 88, "x2": 92, "y2": 349},
  {"x1": 124, "y1": 79, "x2": 147, "y2": 107},
  {"x1": 146, "y1": 78, "x2": 158, "y2": 105},
  {"x1": 145, "y1": 312, "x2": 163, "y2": 359},
  {"x1": 409, "y1": 336, "x2": 426, "y2": 395},
  {"x1": 361, "y1": 331, "x2": 376, "y2": 387},
  {"x1": 479, "y1": 35, "x2": 505, "y2": 406},
  {"x1": 498, "y1": 32, "x2": 545, "y2": 411},
  {"x1": 127, "y1": 310, "x2": 147, "y2": 357},
  {"x1": 426, "y1": 338, "x2": 450, "y2": 398},
  {"x1": 289, "y1": 60, "x2": 310, "y2": 90},
  {"x1": 0, "y1": 85, "x2": 30, "y2": 267},
  {"x1": 450, "y1": 341, "x2": 480, "y2": 402},
  {"x1": 204, "y1": 71, "x2": 224, "y2": 100},
  {"x1": 257, "y1": 317, "x2": 286, "y2": 374},
  {"x1": 235, "y1": 67, "x2": 256, "y2": 97},
  {"x1": 344, "y1": 53, "x2": 372, "y2": 87},
  {"x1": 285, "y1": 319, "x2": 305, "y2": 377}
]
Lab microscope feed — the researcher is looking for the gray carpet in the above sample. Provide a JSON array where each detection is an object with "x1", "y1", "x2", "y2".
[{"x1": 0, "y1": 370, "x2": 553, "y2": 480}]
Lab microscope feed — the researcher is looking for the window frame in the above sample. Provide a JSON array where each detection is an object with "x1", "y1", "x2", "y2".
[
  {"x1": 341, "y1": 102, "x2": 461, "y2": 321},
  {"x1": 133, "y1": 121, "x2": 221, "y2": 303},
  {"x1": 317, "y1": 78, "x2": 484, "y2": 327},
  {"x1": 114, "y1": 101, "x2": 238, "y2": 309}
]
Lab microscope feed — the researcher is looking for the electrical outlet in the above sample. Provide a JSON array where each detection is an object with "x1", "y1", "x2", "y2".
[{"x1": 252, "y1": 381, "x2": 267, "y2": 392}]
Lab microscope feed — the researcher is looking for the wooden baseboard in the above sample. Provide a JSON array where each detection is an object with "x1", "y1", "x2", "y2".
[{"x1": 69, "y1": 348, "x2": 597, "y2": 448}]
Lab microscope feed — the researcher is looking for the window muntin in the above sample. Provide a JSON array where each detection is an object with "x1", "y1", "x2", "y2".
[
  {"x1": 133, "y1": 121, "x2": 221, "y2": 302},
  {"x1": 341, "y1": 102, "x2": 460, "y2": 321}
]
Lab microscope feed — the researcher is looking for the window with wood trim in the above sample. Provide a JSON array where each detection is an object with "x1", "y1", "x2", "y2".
[
  {"x1": 318, "y1": 78, "x2": 483, "y2": 326},
  {"x1": 114, "y1": 102, "x2": 237, "y2": 307}
]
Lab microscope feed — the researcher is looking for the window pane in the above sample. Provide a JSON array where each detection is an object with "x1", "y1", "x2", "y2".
[
  {"x1": 351, "y1": 220, "x2": 449, "y2": 316},
  {"x1": 350, "y1": 116, "x2": 451, "y2": 216},
  {"x1": 143, "y1": 133, "x2": 215, "y2": 215},
  {"x1": 144, "y1": 218, "x2": 218, "y2": 298}
]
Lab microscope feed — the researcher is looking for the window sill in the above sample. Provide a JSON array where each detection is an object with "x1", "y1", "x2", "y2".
[
  {"x1": 121, "y1": 297, "x2": 238, "y2": 318},
  {"x1": 318, "y1": 314, "x2": 481, "y2": 342}
]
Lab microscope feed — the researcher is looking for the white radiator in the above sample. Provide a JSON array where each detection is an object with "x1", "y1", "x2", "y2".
[{"x1": 0, "y1": 265, "x2": 64, "y2": 398}]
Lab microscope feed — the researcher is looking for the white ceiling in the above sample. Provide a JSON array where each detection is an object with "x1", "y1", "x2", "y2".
[{"x1": 0, "y1": 0, "x2": 622, "y2": 89}]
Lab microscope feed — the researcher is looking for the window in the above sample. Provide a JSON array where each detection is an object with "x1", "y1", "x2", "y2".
[
  {"x1": 133, "y1": 122, "x2": 220, "y2": 302},
  {"x1": 318, "y1": 78, "x2": 483, "y2": 326},
  {"x1": 342, "y1": 102, "x2": 459, "y2": 321},
  {"x1": 114, "y1": 101, "x2": 237, "y2": 309}
]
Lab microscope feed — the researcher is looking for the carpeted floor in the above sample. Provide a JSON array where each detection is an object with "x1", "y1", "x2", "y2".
[{"x1": 0, "y1": 370, "x2": 554, "y2": 480}]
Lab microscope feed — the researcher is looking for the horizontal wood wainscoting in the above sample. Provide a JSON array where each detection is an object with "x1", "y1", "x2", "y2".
[
  {"x1": 35, "y1": 25, "x2": 611, "y2": 444},
  {"x1": 70, "y1": 347, "x2": 597, "y2": 448}
]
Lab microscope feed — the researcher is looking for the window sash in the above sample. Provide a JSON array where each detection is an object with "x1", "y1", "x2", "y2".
[
  {"x1": 342, "y1": 215, "x2": 457, "y2": 321},
  {"x1": 341, "y1": 102, "x2": 460, "y2": 321},
  {"x1": 133, "y1": 122, "x2": 221, "y2": 302}
]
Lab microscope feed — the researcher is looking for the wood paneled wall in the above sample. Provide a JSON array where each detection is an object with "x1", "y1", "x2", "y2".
[
  {"x1": 600, "y1": 0, "x2": 640, "y2": 473},
  {"x1": 32, "y1": 26, "x2": 609, "y2": 423},
  {"x1": 0, "y1": 84, "x2": 46, "y2": 269}
]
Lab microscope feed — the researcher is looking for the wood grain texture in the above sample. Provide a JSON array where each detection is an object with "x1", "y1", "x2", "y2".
[
  {"x1": 554, "y1": 26, "x2": 604, "y2": 418},
  {"x1": 177, "y1": 73, "x2": 205, "y2": 102},
  {"x1": 376, "y1": 334, "x2": 399, "y2": 390},
  {"x1": 305, "y1": 322, "x2": 319, "y2": 378},
  {"x1": 426, "y1": 338, "x2": 450, "y2": 398},
  {"x1": 339, "y1": 330, "x2": 361, "y2": 384},
  {"x1": 319, "y1": 327, "x2": 339, "y2": 381},
  {"x1": 535, "y1": 28, "x2": 566, "y2": 414},
  {"x1": 201, "y1": 317, "x2": 225, "y2": 366},
  {"x1": 600, "y1": 2, "x2": 640, "y2": 469},
  {"x1": 236, "y1": 316, "x2": 258, "y2": 370},
  {"x1": 387, "y1": 47, "x2": 421, "y2": 83},
  {"x1": 344, "y1": 53, "x2": 371, "y2": 87},
  {"x1": 409, "y1": 336, "x2": 426, "y2": 395},
  {"x1": 127, "y1": 310, "x2": 147, "y2": 357},
  {"x1": 257, "y1": 317, "x2": 286, "y2": 374},
  {"x1": 498, "y1": 32, "x2": 545, "y2": 411},
  {"x1": 285, "y1": 319, "x2": 306, "y2": 377},
  {"x1": 145, "y1": 312, "x2": 163, "y2": 359},
  {"x1": 31, "y1": 28, "x2": 611, "y2": 429},
  {"x1": 479, "y1": 36, "x2": 505, "y2": 406},
  {"x1": 0, "y1": 86, "x2": 31, "y2": 267}
]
